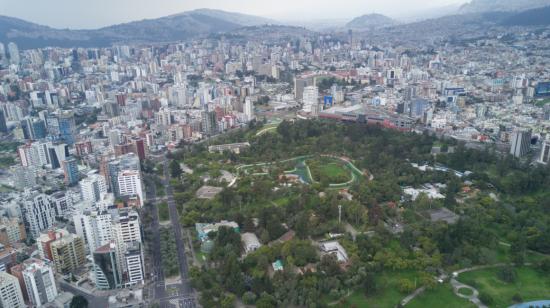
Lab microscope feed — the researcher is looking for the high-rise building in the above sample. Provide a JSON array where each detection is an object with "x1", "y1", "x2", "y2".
[
  {"x1": 107, "y1": 153, "x2": 140, "y2": 194},
  {"x1": 112, "y1": 210, "x2": 142, "y2": 280},
  {"x1": 0, "y1": 244, "x2": 16, "y2": 273},
  {"x1": 93, "y1": 242, "x2": 122, "y2": 290},
  {"x1": 62, "y1": 157, "x2": 79, "y2": 185},
  {"x1": 510, "y1": 129, "x2": 532, "y2": 158},
  {"x1": 50, "y1": 191, "x2": 73, "y2": 218},
  {"x1": 302, "y1": 86, "x2": 319, "y2": 113},
  {"x1": 13, "y1": 166, "x2": 37, "y2": 189},
  {"x1": 117, "y1": 170, "x2": 144, "y2": 207},
  {"x1": 50, "y1": 231, "x2": 86, "y2": 274},
  {"x1": 410, "y1": 98, "x2": 430, "y2": 119},
  {"x1": 244, "y1": 97, "x2": 255, "y2": 122},
  {"x1": 0, "y1": 42, "x2": 6, "y2": 66},
  {"x1": 79, "y1": 173, "x2": 108, "y2": 203},
  {"x1": 36, "y1": 231, "x2": 56, "y2": 261},
  {"x1": 18, "y1": 141, "x2": 69, "y2": 169},
  {"x1": 7, "y1": 42, "x2": 20, "y2": 65},
  {"x1": 201, "y1": 110, "x2": 218, "y2": 136},
  {"x1": 22, "y1": 193, "x2": 57, "y2": 238},
  {"x1": 539, "y1": 139, "x2": 550, "y2": 164},
  {"x1": 57, "y1": 111, "x2": 77, "y2": 145},
  {"x1": 0, "y1": 271, "x2": 25, "y2": 308},
  {"x1": 22, "y1": 259, "x2": 58, "y2": 307},
  {"x1": 0, "y1": 110, "x2": 8, "y2": 134},
  {"x1": 124, "y1": 242, "x2": 145, "y2": 286},
  {"x1": 294, "y1": 78, "x2": 308, "y2": 100},
  {"x1": 0, "y1": 217, "x2": 26, "y2": 246},
  {"x1": 74, "y1": 208, "x2": 113, "y2": 254},
  {"x1": 21, "y1": 118, "x2": 47, "y2": 140}
]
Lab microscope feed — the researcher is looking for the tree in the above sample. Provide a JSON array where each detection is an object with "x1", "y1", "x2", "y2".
[
  {"x1": 536, "y1": 257, "x2": 550, "y2": 274},
  {"x1": 169, "y1": 160, "x2": 182, "y2": 179},
  {"x1": 256, "y1": 292, "x2": 277, "y2": 308},
  {"x1": 397, "y1": 278, "x2": 416, "y2": 293},
  {"x1": 497, "y1": 266, "x2": 517, "y2": 283},
  {"x1": 70, "y1": 295, "x2": 88, "y2": 308},
  {"x1": 319, "y1": 254, "x2": 341, "y2": 276},
  {"x1": 363, "y1": 272, "x2": 377, "y2": 296},
  {"x1": 242, "y1": 291, "x2": 257, "y2": 305}
]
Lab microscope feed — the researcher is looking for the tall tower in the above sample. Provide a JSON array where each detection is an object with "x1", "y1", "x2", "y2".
[
  {"x1": 7, "y1": 42, "x2": 20, "y2": 65},
  {"x1": 510, "y1": 129, "x2": 532, "y2": 158},
  {"x1": 93, "y1": 242, "x2": 122, "y2": 290}
]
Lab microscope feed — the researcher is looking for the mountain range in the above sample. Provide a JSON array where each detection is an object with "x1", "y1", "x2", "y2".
[
  {"x1": 0, "y1": 9, "x2": 277, "y2": 49},
  {"x1": 459, "y1": 0, "x2": 550, "y2": 13},
  {"x1": 345, "y1": 14, "x2": 397, "y2": 30},
  {"x1": 2, "y1": 3, "x2": 550, "y2": 50}
]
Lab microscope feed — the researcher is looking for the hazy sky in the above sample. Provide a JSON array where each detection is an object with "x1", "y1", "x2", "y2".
[{"x1": 0, "y1": 0, "x2": 466, "y2": 29}]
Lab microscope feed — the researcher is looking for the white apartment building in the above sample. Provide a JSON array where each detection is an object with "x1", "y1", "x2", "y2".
[
  {"x1": 23, "y1": 193, "x2": 57, "y2": 238},
  {"x1": 302, "y1": 86, "x2": 319, "y2": 113},
  {"x1": 79, "y1": 173, "x2": 107, "y2": 203},
  {"x1": 74, "y1": 209, "x2": 113, "y2": 254},
  {"x1": 117, "y1": 170, "x2": 144, "y2": 207},
  {"x1": 23, "y1": 259, "x2": 58, "y2": 307},
  {"x1": 0, "y1": 271, "x2": 25, "y2": 308}
]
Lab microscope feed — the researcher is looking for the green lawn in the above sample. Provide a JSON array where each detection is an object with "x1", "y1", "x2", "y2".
[
  {"x1": 458, "y1": 267, "x2": 550, "y2": 308},
  {"x1": 407, "y1": 284, "x2": 476, "y2": 308},
  {"x1": 457, "y1": 287, "x2": 474, "y2": 296},
  {"x1": 333, "y1": 271, "x2": 423, "y2": 308},
  {"x1": 308, "y1": 159, "x2": 351, "y2": 184},
  {"x1": 158, "y1": 202, "x2": 170, "y2": 222}
]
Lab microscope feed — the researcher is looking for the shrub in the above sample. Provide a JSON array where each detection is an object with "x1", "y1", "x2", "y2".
[
  {"x1": 497, "y1": 266, "x2": 517, "y2": 283},
  {"x1": 397, "y1": 278, "x2": 416, "y2": 293},
  {"x1": 512, "y1": 293, "x2": 523, "y2": 303},
  {"x1": 479, "y1": 293, "x2": 494, "y2": 305},
  {"x1": 242, "y1": 291, "x2": 257, "y2": 305}
]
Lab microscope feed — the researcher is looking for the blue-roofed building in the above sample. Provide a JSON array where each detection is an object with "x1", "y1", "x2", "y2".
[{"x1": 535, "y1": 82, "x2": 550, "y2": 98}]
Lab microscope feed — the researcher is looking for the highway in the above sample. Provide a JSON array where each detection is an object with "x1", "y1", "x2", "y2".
[
  {"x1": 162, "y1": 157, "x2": 196, "y2": 305},
  {"x1": 144, "y1": 174, "x2": 170, "y2": 307},
  {"x1": 145, "y1": 156, "x2": 196, "y2": 308}
]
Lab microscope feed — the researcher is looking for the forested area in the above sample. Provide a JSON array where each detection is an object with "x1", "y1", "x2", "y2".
[{"x1": 166, "y1": 120, "x2": 550, "y2": 307}]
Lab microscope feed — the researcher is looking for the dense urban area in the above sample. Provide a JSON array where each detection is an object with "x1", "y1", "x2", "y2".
[{"x1": 0, "y1": 1, "x2": 549, "y2": 308}]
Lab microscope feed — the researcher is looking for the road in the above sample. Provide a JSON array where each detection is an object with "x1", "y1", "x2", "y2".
[
  {"x1": 145, "y1": 159, "x2": 196, "y2": 308},
  {"x1": 162, "y1": 156, "x2": 196, "y2": 307},
  {"x1": 59, "y1": 281, "x2": 108, "y2": 308},
  {"x1": 144, "y1": 175, "x2": 169, "y2": 307}
]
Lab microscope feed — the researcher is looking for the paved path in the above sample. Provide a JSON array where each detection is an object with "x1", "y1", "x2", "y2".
[
  {"x1": 400, "y1": 286, "x2": 427, "y2": 306},
  {"x1": 448, "y1": 264, "x2": 507, "y2": 308},
  {"x1": 450, "y1": 278, "x2": 486, "y2": 308}
]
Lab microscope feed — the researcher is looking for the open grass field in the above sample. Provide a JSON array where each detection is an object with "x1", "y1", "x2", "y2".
[
  {"x1": 407, "y1": 284, "x2": 476, "y2": 308},
  {"x1": 458, "y1": 267, "x2": 550, "y2": 308},
  {"x1": 307, "y1": 158, "x2": 351, "y2": 184},
  {"x1": 158, "y1": 202, "x2": 170, "y2": 222}
]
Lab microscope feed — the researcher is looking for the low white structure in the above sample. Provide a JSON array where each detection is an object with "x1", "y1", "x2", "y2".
[
  {"x1": 241, "y1": 232, "x2": 261, "y2": 255},
  {"x1": 403, "y1": 184, "x2": 446, "y2": 201},
  {"x1": 319, "y1": 241, "x2": 348, "y2": 263}
]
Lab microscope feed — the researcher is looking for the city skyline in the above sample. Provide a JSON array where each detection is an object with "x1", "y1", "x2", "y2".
[{"x1": 0, "y1": 0, "x2": 466, "y2": 29}]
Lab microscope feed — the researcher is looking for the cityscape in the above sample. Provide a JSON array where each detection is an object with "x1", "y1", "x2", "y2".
[{"x1": 0, "y1": 0, "x2": 549, "y2": 307}]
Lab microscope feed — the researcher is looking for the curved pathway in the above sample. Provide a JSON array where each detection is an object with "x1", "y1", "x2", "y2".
[
  {"x1": 236, "y1": 154, "x2": 368, "y2": 189},
  {"x1": 450, "y1": 278, "x2": 486, "y2": 308}
]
